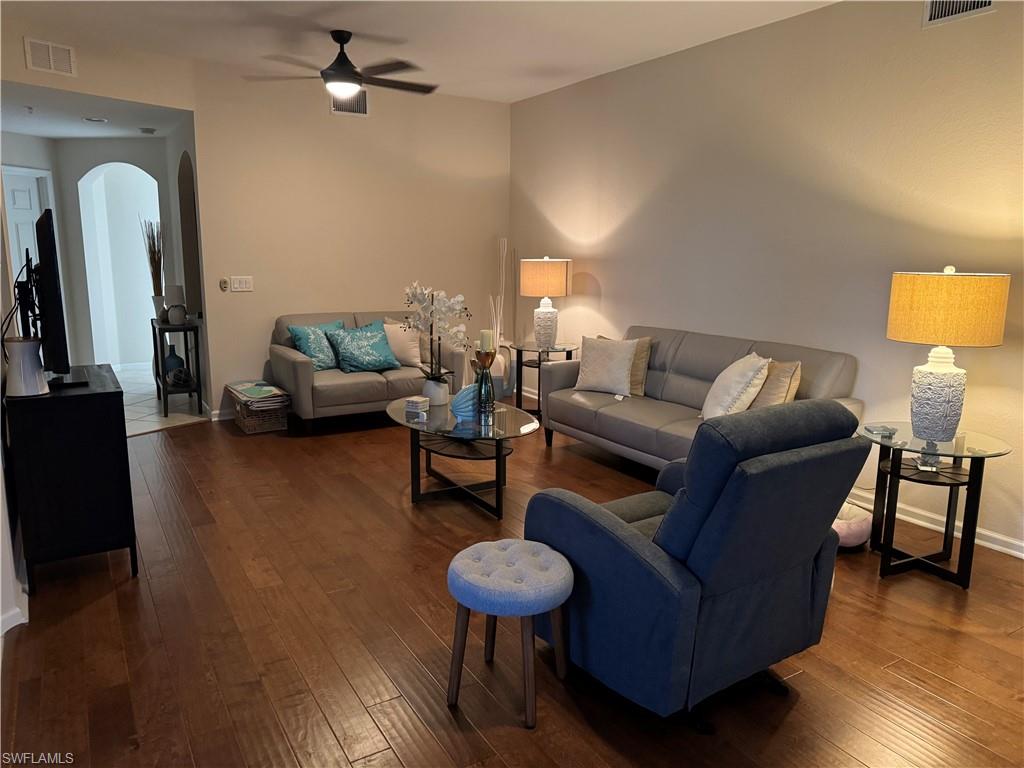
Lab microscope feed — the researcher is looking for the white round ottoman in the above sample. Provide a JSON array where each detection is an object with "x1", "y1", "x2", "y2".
[{"x1": 446, "y1": 539, "x2": 574, "y2": 728}]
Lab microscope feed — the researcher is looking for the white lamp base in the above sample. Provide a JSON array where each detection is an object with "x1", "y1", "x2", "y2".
[
  {"x1": 910, "y1": 345, "x2": 965, "y2": 444},
  {"x1": 533, "y1": 297, "x2": 558, "y2": 349},
  {"x1": 4, "y1": 337, "x2": 49, "y2": 397}
]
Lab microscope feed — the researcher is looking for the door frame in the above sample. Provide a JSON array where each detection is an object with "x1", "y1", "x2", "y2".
[{"x1": 0, "y1": 165, "x2": 70, "y2": 323}]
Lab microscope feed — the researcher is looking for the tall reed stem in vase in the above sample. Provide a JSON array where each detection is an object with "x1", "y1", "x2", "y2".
[{"x1": 140, "y1": 219, "x2": 163, "y2": 295}]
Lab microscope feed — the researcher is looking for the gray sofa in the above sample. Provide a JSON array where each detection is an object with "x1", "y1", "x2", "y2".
[
  {"x1": 269, "y1": 311, "x2": 468, "y2": 423},
  {"x1": 540, "y1": 326, "x2": 862, "y2": 468}
]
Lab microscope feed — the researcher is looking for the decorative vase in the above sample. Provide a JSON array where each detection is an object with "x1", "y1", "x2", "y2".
[
  {"x1": 422, "y1": 378, "x2": 449, "y2": 406},
  {"x1": 3, "y1": 337, "x2": 49, "y2": 397},
  {"x1": 164, "y1": 344, "x2": 185, "y2": 384},
  {"x1": 474, "y1": 349, "x2": 496, "y2": 425},
  {"x1": 450, "y1": 384, "x2": 479, "y2": 421}
]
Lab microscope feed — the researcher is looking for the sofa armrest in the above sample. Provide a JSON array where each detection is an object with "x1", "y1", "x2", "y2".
[
  {"x1": 525, "y1": 488, "x2": 700, "y2": 715},
  {"x1": 540, "y1": 359, "x2": 580, "y2": 426},
  {"x1": 269, "y1": 344, "x2": 314, "y2": 419},
  {"x1": 833, "y1": 397, "x2": 864, "y2": 422},
  {"x1": 656, "y1": 460, "x2": 688, "y2": 496}
]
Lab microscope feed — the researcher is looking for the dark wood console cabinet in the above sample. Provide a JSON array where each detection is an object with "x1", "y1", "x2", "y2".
[{"x1": 3, "y1": 364, "x2": 137, "y2": 593}]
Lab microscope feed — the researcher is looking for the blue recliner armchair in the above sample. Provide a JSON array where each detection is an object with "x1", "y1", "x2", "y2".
[{"x1": 524, "y1": 399, "x2": 870, "y2": 716}]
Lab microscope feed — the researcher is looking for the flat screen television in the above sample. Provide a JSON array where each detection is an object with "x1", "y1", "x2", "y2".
[{"x1": 34, "y1": 209, "x2": 71, "y2": 376}]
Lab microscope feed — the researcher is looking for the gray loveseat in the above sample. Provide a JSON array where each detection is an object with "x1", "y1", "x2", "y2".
[
  {"x1": 269, "y1": 311, "x2": 468, "y2": 424},
  {"x1": 540, "y1": 326, "x2": 862, "y2": 468}
]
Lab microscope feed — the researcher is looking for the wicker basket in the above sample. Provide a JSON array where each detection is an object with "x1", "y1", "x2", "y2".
[{"x1": 232, "y1": 399, "x2": 288, "y2": 434}]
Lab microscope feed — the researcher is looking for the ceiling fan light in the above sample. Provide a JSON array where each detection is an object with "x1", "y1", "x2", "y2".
[{"x1": 325, "y1": 80, "x2": 362, "y2": 99}]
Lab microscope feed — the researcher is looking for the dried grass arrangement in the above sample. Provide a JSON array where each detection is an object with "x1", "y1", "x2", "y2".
[{"x1": 140, "y1": 218, "x2": 163, "y2": 295}]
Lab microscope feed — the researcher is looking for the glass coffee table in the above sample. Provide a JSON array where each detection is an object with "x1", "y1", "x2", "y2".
[
  {"x1": 859, "y1": 421, "x2": 1011, "y2": 588},
  {"x1": 386, "y1": 399, "x2": 540, "y2": 520}
]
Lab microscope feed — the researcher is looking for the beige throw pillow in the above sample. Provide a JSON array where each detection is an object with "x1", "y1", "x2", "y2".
[
  {"x1": 750, "y1": 360, "x2": 802, "y2": 409},
  {"x1": 701, "y1": 352, "x2": 771, "y2": 419},
  {"x1": 599, "y1": 334, "x2": 652, "y2": 396},
  {"x1": 384, "y1": 322, "x2": 422, "y2": 368},
  {"x1": 574, "y1": 336, "x2": 639, "y2": 397}
]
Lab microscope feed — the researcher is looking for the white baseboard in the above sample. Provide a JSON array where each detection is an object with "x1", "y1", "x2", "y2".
[
  {"x1": 1, "y1": 606, "x2": 28, "y2": 635},
  {"x1": 522, "y1": 385, "x2": 539, "y2": 401},
  {"x1": 848, "y1": 488, "x2": 1023, "y2": 559}
]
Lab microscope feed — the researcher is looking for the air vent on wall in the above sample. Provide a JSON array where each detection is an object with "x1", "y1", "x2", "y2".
[
  {"x1": 331, "y1": 90, "x2": 367, "y2": 116},
  {"x1": 24, "y1": 37, "x2": 77, "y2": 76},
  {"x1": 923, "y1": 0, "x2": 994, "y2": 26}
]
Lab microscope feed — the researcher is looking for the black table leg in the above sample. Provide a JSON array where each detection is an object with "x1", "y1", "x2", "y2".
[
  {"x1": 566, "y1": 350, "x2": 573, "y2": 361},
  {"x1": 956, "y1": 458, "x2": 985, "y2": 589},
  {"x1": 157, "y1": 331, "x2": 169, "y2": 417},
  {"x1": 151, "y1": 323, "x2": 162, "y2": 401},
  {"x1": 129, "y1": 540, "x2": 139, "y2": 578},
  {"x1": 879, "y1": 448, "x2": 902, "y2": 577},
  {"x1": 938, "y1": 456, "x2": 963, "y2": 562},
  {"x1": 410, "y1": 428, "x2": 422, "y2": 502},
  {"x1": 515, "y1": 352, "x2": 524, "y2": 410},
  {"x1": 495, "y1": 438, "x2": 505, "y2": 520},
  {"x1": 184, "y1": 330, "x2": 192, "y2": 398},
  {"x1": 870, "y1": 444, "x2": 891, "y2": 551},
  {"x1": 192, "y1": 329, "x2": 204, "y2": 415}
]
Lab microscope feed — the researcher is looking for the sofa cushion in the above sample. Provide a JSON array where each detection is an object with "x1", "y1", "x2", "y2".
[
  {"x1": 625, "y1": 326, "x2": 686, "y2": 399},
  {"x1": 382, "y1": 367, "x2": 426, "y2": 399},
  {"x1": 603, "y1": 490, "x2": 673, "y2": 524},
  {"x1": 288, "y1": 321, "x2": 344, "y2": 371},
  {"x1": 547, "y1": 389, "x2": 619, "y2": 432},
  {"x1": 661, "y1": 332, "x2": 755, "y2": 411},
  {"x1": 327, "y1": 322, "x2": 401, "y2": 373},
  {"x1": 595, "y1": 399, "x2": 701, "y2": 455},
  {"x1": 313, "y1": 370, "x2": 387, "y2": 407},
  {"x1": 655, "y1": 418, "x2": 704, "y2": 461}
]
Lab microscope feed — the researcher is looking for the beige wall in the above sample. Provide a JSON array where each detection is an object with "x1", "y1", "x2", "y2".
[
  {"x1": 511, "y1": 2, "x2": 1024, "y2": 551},
  {"x1": 1, "y1": 14, "x2": 510, "y2": 413}
]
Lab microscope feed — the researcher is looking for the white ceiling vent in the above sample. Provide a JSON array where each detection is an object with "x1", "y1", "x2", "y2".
[
  {"x1": 24, "y1": 38, "x2": 77, "y2": 76},
  {"x1": 330, "y1": 91, "x2": 367, "y2": 117},
  {"x1": 923, "y1": 0, "x2": 994, "y2": 26}
]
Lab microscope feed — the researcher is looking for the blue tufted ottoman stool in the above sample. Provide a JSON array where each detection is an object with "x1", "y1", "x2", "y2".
[{"x1": 446, "y1": 538, "x2": 574, "y2": 728}]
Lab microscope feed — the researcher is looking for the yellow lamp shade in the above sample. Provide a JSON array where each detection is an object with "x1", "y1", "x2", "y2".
[
  {"x1": 886, "y1": 269, "x2": 1010, "y2": 347},
  {"x1": 520, "y1": 258, "x2": 572, "y2": 298}
]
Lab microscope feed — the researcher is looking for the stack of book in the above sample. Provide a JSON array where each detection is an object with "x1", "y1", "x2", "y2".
[
  {"x1": 226, "y1": 381, "x2": 290, "y2": 411},
  {"x1": 405, "y1": 395, "x2": 430, "y2": 413}
]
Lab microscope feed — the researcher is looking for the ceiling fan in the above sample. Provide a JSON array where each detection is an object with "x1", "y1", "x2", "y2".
[{"x1": 248, "y1": 30, "x2": 437, "y2": 98}]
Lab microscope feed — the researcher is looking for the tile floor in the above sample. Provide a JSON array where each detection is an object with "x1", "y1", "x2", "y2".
[{"x1": 113, "y1": 362, "x2": 208, "y2": 437}]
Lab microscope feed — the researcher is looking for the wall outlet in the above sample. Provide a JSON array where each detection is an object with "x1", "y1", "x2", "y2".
[{"x1": 229, "y1": 276, "x2": 254, "y2": 292}]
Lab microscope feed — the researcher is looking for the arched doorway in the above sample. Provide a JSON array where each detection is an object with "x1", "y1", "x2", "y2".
[
  {"x1": 177, "y1": 151, "x2": 202, "y2": 317},
  {"x1": 78, "y1": 162, "x2": 160, "y2": 366}
]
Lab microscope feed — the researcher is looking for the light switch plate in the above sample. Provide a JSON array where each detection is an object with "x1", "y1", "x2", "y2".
[{"x1": 229, "y1": 276, "x2": 254, "y2": 292}]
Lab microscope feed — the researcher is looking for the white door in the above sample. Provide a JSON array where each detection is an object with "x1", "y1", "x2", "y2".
[{"x1": 2, "y1": 169, "x2": 44, "y2": 278}]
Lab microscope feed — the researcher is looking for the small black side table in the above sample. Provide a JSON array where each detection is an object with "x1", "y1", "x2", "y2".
[
  {"x1": 511, "y1": 342, "x2": 579, "y2": 419},
  {"x1": 859, "y1": 422, "x2": 1011, "y2": 589},
  {"x1": 151, "y1": 318, "x2": 204, "y2": 417}
]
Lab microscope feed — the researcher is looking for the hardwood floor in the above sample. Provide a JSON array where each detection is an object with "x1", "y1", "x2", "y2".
[{"x1": 3, "y1": 413, "x2": 1022, "y2": 768}]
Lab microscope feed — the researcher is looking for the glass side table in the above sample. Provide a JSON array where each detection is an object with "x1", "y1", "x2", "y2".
[
  {"x1": 510, "y1": 342, "x2": 580, "y2": 419},
  {"x1": 859, "y1": 422, "x2": 1011, "y2": 589}
]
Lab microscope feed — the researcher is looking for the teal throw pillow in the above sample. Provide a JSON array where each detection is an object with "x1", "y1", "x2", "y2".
[
  {"x1": 326, "y1": 321, "x2": 401, "y2": 373},
  {"x1": 288, "y1": 320, "x2": 345, "y2": 371}
]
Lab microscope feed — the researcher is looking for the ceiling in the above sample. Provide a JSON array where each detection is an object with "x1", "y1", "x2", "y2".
[
  {"x1": 1, "y1": 81, "x2": 190, "y2": 138},
  {"x1": 2, "y1": 1, "x2": 831, "y2": 103}
]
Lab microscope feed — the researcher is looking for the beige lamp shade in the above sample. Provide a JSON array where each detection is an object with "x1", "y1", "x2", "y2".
[
  {"x1": 520, "y1": 258, "x2": 572, "y2": 298},
  {"x1": 886, "y1": 269, "x2": 1011, "y2": 347}
]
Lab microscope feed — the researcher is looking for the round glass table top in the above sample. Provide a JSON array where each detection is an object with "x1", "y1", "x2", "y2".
[
  {"x1": 386, "y1": 399, "x2": 540, "y2": 440},
  {"x1": 509, "y1": 341, "x2": 579, "y2": 353},
  {"x1": 858, "y1": 422, "x2": 1012, "y2": 459}
]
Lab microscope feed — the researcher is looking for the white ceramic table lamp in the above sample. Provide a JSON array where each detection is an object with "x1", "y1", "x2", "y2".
[
  {"x1": 520, "y1": 257, "x2": 572, "y2": 349},
  {"x1": 886, "y1": 266, "x2": 1010, "y2": 451}
]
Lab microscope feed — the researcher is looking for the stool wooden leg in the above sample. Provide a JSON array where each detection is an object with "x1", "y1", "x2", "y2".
[
  {"x1": 550, "y1": 605, "x2": 567, "y2": 681},
  {"x1": 447, "y1": 604, "x2": 470, "y2": 708},
  {"x1": 520, "y1": 615, "x2": 536, "y2": 728},
  {"x1": 484, "y1": 615, "x2": 497, "y2": 663}
]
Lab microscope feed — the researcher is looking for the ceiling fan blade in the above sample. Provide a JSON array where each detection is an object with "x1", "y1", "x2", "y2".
[
  {"x1": 360, "y1": 59, "x2": 418, "y2": 77},
  {"x1": 242, "y1": 75, "x2": 321, "y2": 82},
  {"x1": 363, "y1": 76, "x2": 437, "y2": 94},
  {"x1": 262, "y1": 54, "x2": 322, "y2": 72}
]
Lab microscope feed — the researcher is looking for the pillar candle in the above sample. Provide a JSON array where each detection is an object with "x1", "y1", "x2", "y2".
[{"x1": 480, "y1": 329, "x2": 494, "y2": 351}]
